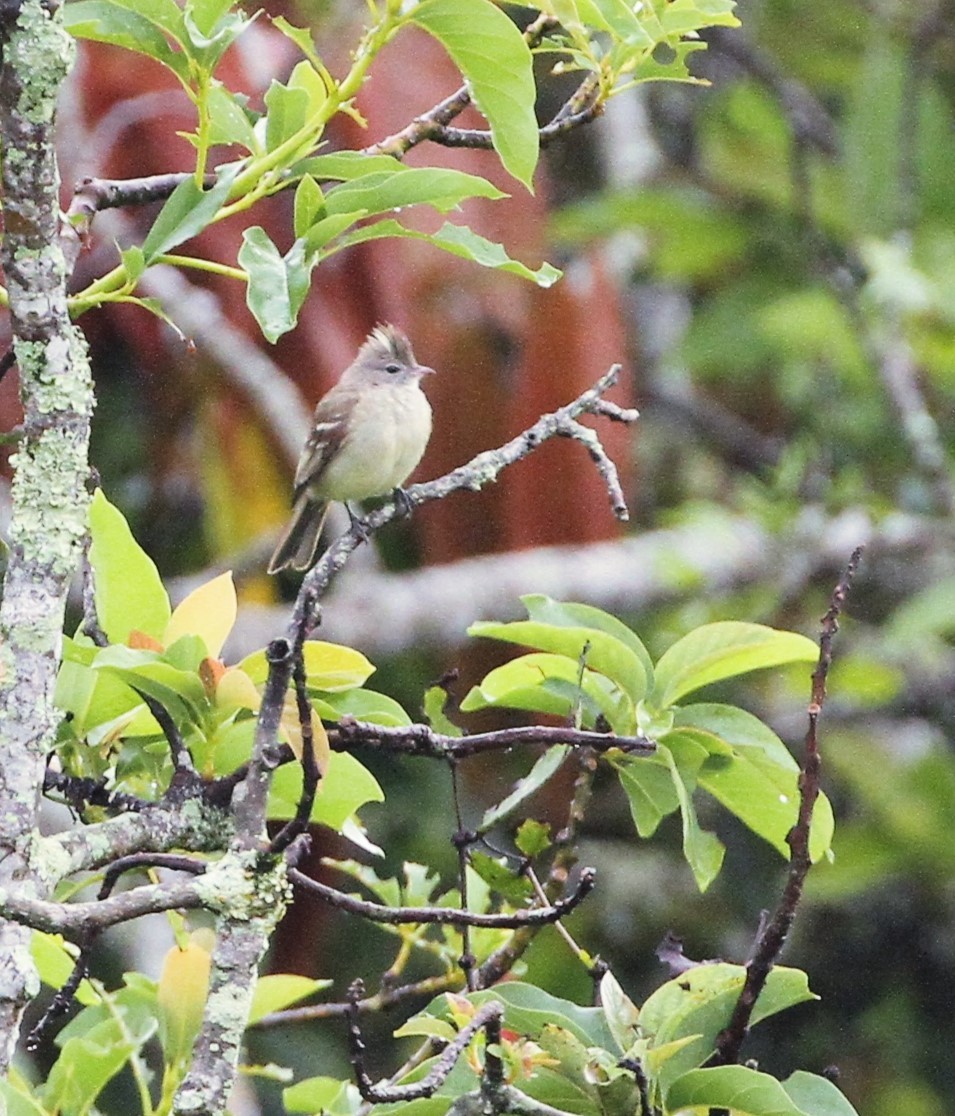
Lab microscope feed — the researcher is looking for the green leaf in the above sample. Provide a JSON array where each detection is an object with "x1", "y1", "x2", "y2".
[
  {"x1": 93, "y1": 647, "x2": 208, "y2": 727},
  {"x1": 671, "y1": 706, "x2": 835, "y2": 861},
  {"x1": 782, "y1": 1071, "x2": 861, "y2": 1116},
  {"x1": 460, "y1": 652, "x2": 633, "y2": 733},
  {"x1": 522, "y1": 595, "x2": 655, "y2": 694},
  {"x1": 267, "y1": 751, "x2": 384, "y2": 829},
  {"x1": 239, "y1": 226, "x2": 319, "y2": 343},
  {"x1": 31, "y1": 932, "x2": 100, "y2": 1007},
  {"x1": 64, "y1": 0, "x2": 189, "y2": 80},
  {"x1": 264, "y1": 77, "x2": 311, "y2": 154},
  {"x1": 479, "y1": 745, "x2": 569, "y2": 833},
  {"x1": 665, "y1": 1064, "x2": 808, "y2": 1115},
  {"x1": 141, "y1": 160, "x2": 243, "y2": 262},
  {"x1": 314, "y1": 688, "x2": 412, "y2": 727},
  {"x1": 655, "y1": 0, "x2": 740, "y2": 37},
  {"x1": 324, "y1": 168, "x2": 505, "y2": 217},
  {"x1": 641, "y1": 965, "x2": 817, "y2": 1097},
  {"x1": 423, "y1": 685, "x2": 463, "y2": 737},
  {"x1": 409, "y1": 0, "x2": 538, "y2": 188},
  {"x1": 469, "y1": 853, "x2": 534, "y2": 903},
  {"x1": 205, "y1": 82, "x2": 259, "y2": 152},
  {"x1": 514, "y1": 818, "x2": 551, "y2": 857},
  {"x1": 295, "y1": 151, "x2": 407, "y2": 180},
  {"x1": 0, "y1": 1069, "x2": 48, "y2": 1116},
  {"x1": 599, "y1": 970, "x2": 640, "y2": 1054},
  {"x1": 651, "y1": 622, "x2": 818, "y2": 708},
  {"x1": 612, "y1": 753, "x2": 680, "y2": 837},
  {"x1": 658, "y1": 741, "x2": 725, "y2": 891},
  {"x1": 89, "y1": 489, "x2": 170, "y2": 643},
  {"x1": 468, "y1": 617, "x2": 647, "y2": 702},
  {"x1": 324, "y1": 218, "x2": 561, "y2": 287},
  {"x1": 241, "y1": 640, "x2": 374, "y2": 691},
  {"x1": 247, "y1": 974, "x2": 332, "y2": 1024},
  {"x1": 294, "y1": 174, "x2": 325, "y2": 237},
  {"x1": 420, "y1": 981, "x2": 617, "y2": 1050},
  {"x1": 576, "y1": 0, "x2": 654, "y2": 44},
  {"x1": 284, "y1": 1076, "x2": 362, "y2": 1116}
]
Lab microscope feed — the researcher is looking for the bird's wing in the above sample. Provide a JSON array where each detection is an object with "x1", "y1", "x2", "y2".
[{"x1": 292, "y1": 388, "x2": 355, "y2": 499}]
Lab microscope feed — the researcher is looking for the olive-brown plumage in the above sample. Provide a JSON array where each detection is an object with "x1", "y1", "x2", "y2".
[{"x1": 268, "y1": 325, "x2": 434, "y2": 573}]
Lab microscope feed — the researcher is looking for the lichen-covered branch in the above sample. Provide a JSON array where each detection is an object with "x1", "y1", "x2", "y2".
[{"x1": 0, "y1": 0, "x2": 91, "y2": 1068}]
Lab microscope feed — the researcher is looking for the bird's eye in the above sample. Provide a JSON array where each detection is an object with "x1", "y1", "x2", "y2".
[{"x1": 384, "y1": 363, "x2": 401, "y2": 374}]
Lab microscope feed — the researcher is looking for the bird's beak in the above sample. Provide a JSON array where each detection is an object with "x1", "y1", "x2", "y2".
[{"x1": 416, "y1": 364, "x2": 436, "y2": 376}]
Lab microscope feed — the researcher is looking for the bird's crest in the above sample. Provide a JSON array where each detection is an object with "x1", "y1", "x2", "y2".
[{"x1": 361, "y1": 323, "x2": 415, "y2": 366}]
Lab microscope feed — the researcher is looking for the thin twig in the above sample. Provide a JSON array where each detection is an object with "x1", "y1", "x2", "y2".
[
  {"x1": 291, "y1": 866, "x2": 595, "y2": 928},
  {"x1": 348, "y1": 980, "x2": 502, "y2": 1104},
  {"x1": 334, "y1": 719, "x2": 654, "y2": 759},
  {"x1": 714, "y1": 546, "x2": 864, "y2": 1064}
]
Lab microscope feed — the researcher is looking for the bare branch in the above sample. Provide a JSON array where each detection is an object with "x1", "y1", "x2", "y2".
[
  {"x1": 348, "y1": 982, "x2": 502, "y2": 1104},
  {"x1": 334, "y1": 719, "x2": 654, "y2": 760},
  {"x1": 291, "y1": 866, "x2": 595, "y2": 928},
  {"x1": 714, "y1": 546, "x2": 863, "y2": 1064}
]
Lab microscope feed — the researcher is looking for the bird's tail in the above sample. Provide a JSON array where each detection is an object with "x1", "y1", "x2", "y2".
[{"x1": 267, "y1": 495, "x2": 330, "y2": 574}]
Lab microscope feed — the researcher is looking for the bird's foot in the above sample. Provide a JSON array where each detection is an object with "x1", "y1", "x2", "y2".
[
  {"x1": 393, "y1": 486, "x2": 415, "y2": 518},
  {"x1": 345, "y1": 504, "x2": 370, "y2": 542}
]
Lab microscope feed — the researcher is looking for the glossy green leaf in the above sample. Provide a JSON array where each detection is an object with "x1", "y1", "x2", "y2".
[
  {"x1": 666, "y1": 1064, "x2": 807, "y2": 1115},
  {"x1": 141, "y1": 161, "x2": 243, "y2": 262},
  {"x1": 295, "y1": 151, "x2": 407, "y2": 180},
  {"x1": 241, "y1": 639, "x2": 374, "y2": 692},
  {"x1": 658, "y1": 741, "x2": 725, "y2": 891},
  {"x1": 460, "y1": 652, "x2": 634, "y2": 732},
  {"x1": 205, "y1": 81, "x2": 259, "y2": 152},
  {"x1": 522, "y1": 595, "x2": 656, "y2": 693},
  {"x1": 267, "y1": 750, "x2": 384, "y2": 829},
  {"x1": 31, "y1": 932, "x2": 100, "y2": 1007},
  {"x1": 324, "y1": 217, "x2": 561, "y2": 286},
  {"x1": 239, "y1": 227, "x2": 316, "y2": 343},
  {"x1": 651, "y1": 622, "x2": 818, "y2": 708},
  {"x1": 247, "y1": 974, "x2": 332, "y2": 1024},
  {"x1": 781, "y1": 1071, "x2": 861, "y2": 1116},
  {"x1": 671, "y1": 705, "x2": 834, "y2": 860},
  {"x1": 468, "y1": 616, "x2": 647, "y2": 701},
  {"x1": 65, "y1": 0, "x2": 189, "y2": 80},
  {"x1": 92, "y1": 645, "x2": 208, "y2": 725},
  {"x1": 479, "y1": 744, "x2": 569, "y2": 832},
  {"x1": 612, "y1": 753, "x2": 680, "y2": 836},
  {"x1": 294, "y1": 174, "x2": 325, "y2": 237},
  {"x1": 324, "y1": 168, "x2": 505, "y2": 218},
  {"x1": 264, "y1": 78, "x2": 310, "y2": 154},
  {"x1": 89, "y1": 489, "x2": 170, "y2": 643},
  {"x1": 314, "y1": 688, "x2": 411, "y2": 727},
  {"x1": 641, "y1": 964, "x2": 816, "y2": 1097},
  {"x1": 469, "y1": 853, "x2": 534, "y2": 903},
  {"x1": 409, "y1": 0, "x2": 538, "y2": 188}
]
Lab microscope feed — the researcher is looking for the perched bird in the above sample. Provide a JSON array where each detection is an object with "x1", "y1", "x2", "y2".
[{"x1": 268, "y1": 324, "x2": 435, "y2": 573}]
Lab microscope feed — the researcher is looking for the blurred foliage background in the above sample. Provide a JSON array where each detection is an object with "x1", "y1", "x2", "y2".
[{"x1": 6, "y1": 0, "x2": 955, "y2": 1113}]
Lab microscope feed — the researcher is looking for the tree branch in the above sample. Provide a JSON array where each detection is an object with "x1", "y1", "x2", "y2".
[
  {"x1": 0, "y1": 0, "x2": 93, "y2": 1065},
  {"x1": 290, "y1": 365, "x2": 637, "y2": 639},
  {"x1": 714, "y1": 546, "x2": 863, "y2": 1064},
  {"x1": 334, "y1": 719, "x2": 654, "y2": 759},
  {"x1": 291, "y1": 866, "x2": 595, "y2": 927}
]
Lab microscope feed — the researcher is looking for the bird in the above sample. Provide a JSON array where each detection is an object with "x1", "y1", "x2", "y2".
[{"x1": 268, "y1": 324, "x2": 435, "y2": 574}]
